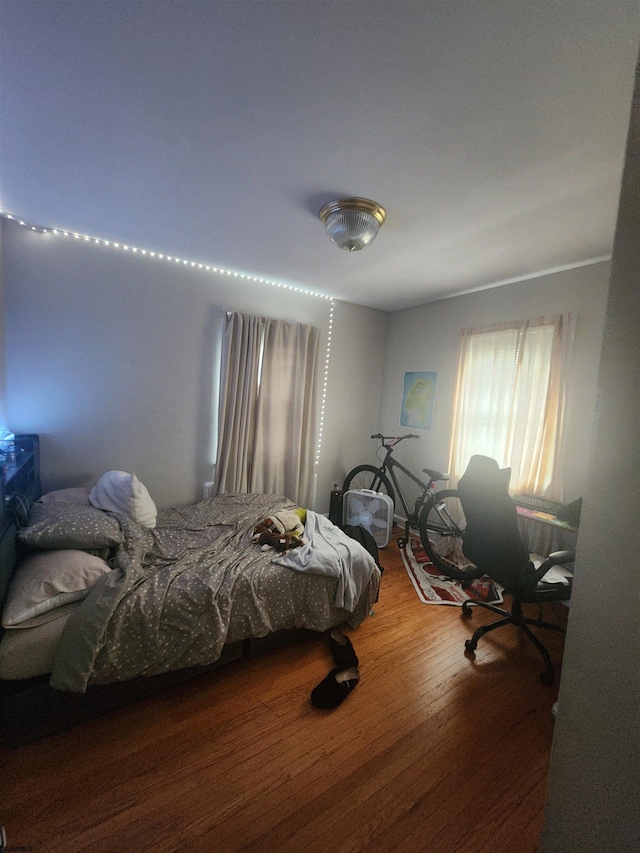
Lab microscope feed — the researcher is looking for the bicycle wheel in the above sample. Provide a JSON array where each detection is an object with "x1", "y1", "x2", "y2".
[
  {"x1": 342, "y1": 465, "x2": 395, "y2": 508},
  {"x1": 418, "y1": 489, "x2": 483, "y2": 580}
]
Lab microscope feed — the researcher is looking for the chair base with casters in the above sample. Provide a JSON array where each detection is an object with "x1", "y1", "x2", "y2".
[{"x1": 461, "y1": 551, "x2": 573, "y2": 684}]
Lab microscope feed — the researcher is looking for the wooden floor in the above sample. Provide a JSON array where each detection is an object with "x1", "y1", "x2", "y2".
[{"x1": 0, "y1": 529, "x2": 568, "y2": 853}]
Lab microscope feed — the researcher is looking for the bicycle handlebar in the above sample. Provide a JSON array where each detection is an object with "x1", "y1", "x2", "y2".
[{"x1": 370, "y1": 433, "x2": 419, "y2": 442}]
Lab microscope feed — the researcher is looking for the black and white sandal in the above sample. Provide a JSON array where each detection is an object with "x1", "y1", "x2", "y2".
[
  {"x1": 329, "y1": 629, "x2": 359, "y2": 669},
  {"x1": 310, "y1": 667, "x2": 360, "y2": 709}
]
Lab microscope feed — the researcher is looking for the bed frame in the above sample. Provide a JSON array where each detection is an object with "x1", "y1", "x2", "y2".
[{"x1": 0, "y1": 438, "x2": 311, "y2": 747}]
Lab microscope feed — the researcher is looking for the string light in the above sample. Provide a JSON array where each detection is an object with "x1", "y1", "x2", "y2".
[
  {"x1": 0, "y1": 208, "x2": 335, "y2": 466},
  {"x1": 315, "y1": 299, "x2": 334, "y2": 467},
  {"x1": 0, "y1": 209, "x2": 332, "y2": 302}
]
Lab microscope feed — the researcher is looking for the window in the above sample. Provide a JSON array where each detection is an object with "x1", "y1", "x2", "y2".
[{"x1": 448, "y1": 314, "x2": 575, "y2": 499}]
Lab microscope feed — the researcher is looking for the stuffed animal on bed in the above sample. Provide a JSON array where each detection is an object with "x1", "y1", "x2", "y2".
[{"x1": 252, "y1": 508, "x2": 306, "y2": 552}]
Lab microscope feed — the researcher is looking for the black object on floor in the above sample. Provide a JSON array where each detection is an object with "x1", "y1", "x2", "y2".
[
  {"x1": 330, "y1": 629, "x2": 359, "y2": 669},
  {"x1": 341, "y1": 523, "x2": 381, "y2": 571},
  {"x1": 310, "y1": 667, "x2": 360, "y2": 710},
  {"x1": 329, "y1": 489, "x2": 343, "y2": 525}
]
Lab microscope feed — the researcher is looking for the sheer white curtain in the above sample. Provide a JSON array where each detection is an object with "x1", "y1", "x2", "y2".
[
  {"x1": 448, "y1": 313, "x2": 575, "y2": 499},
  {"x1": 214, "y1": 312, "x2": 320, "y2": 506}
]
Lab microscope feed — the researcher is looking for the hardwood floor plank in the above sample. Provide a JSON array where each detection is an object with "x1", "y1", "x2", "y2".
[{"x1": 0, "y1": 529, "x2": 565, "y2": 852}]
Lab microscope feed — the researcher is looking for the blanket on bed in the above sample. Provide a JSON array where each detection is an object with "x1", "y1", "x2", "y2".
[
  {"x1": 273, "y1": 511, "x2": 376, "y2": 610},
  {"x1": 49, "y1": 494, "x2": 379, "y2": 693}
]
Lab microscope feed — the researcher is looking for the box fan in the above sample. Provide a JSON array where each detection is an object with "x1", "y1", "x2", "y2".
[{"x1": 342, "y1": 489, "x2": 394, "y2": 548}]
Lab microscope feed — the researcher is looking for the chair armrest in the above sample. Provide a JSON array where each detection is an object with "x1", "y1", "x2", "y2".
[{"x1": 530, "y1": 550, "x2": 575, "y2": 584}]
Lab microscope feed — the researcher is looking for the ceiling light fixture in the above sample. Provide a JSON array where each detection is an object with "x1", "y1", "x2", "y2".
[{"x1": 319, "y1": 197, "x2": 386, "y2": 252}]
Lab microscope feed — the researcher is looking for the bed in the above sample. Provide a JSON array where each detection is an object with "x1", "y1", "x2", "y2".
[{"x1": 0, "y1": 450, "x2": 381, "y2": 746}]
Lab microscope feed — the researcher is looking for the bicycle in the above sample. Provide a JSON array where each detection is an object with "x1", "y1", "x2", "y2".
[{"x1": 342, "y1": 434, "x2": 483, "y2": 581}]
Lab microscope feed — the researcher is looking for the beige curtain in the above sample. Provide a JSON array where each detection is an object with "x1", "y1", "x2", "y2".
[
  {"x1": 214, "y1": 312, "x2": 320, "y2": 507},
  {"x1": 448, "y1": 313, "x2": 575, "y2": 500},
  {"x1": 214, "y1": 313, "x2": 263, "y2": 494}
]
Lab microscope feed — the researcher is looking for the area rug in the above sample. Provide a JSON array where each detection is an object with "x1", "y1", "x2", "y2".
[{"x1": 400, "y1": 537, "x2": 504, "y2": 606}]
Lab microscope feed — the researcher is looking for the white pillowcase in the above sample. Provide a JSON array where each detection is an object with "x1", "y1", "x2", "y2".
[
  {"x1": 89, "y1": 470, "x2": 157, "y2": 528},
  {"x1": 2, "y1": 550, "x2": 112, "y2": 628}
]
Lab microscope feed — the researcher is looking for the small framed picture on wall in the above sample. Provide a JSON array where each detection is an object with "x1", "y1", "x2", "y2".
[{"x1": 400, "y1": 371, "x2": 437, "y2": 431}]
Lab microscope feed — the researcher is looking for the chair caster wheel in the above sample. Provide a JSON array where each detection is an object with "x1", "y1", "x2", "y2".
[
  {"x1": 461, "y1": 604, "x2": 473, "y2": 618},
  {"x1": 464, "y1": 640, "x2": 476, "y2": 654},
  {"x1": 397, "y1": 537, "x2": 406, "y2": 549},
  {"x1": 540, "y1": 670, "x2": 555, "y2": 685}
]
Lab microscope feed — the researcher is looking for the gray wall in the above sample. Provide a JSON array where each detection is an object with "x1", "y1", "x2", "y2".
[
  {"x1": 378, "y1": 262, "x2": 611, "y2": 506},
  {"x1": 1, "y1": 215, "x2": 609, "y2": 515},
  {"x1": 0, "y1": 218, "x2": 387, "y2": 511},
  {"x1": 322, "y1": 298, "x2": 389, "y2": 489},
  {"x1": 541, "y1": 61, "x2": 640, "y2": 853}
]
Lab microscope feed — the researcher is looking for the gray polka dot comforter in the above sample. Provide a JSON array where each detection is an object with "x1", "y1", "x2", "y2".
[{"x1": 50, "y1": 493, "x2": 380, "y2": 693}]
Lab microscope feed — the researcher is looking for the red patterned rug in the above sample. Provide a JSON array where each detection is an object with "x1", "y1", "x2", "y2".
[{"x1": 400, "y1": 537, "x2": 504, "y2": 606}]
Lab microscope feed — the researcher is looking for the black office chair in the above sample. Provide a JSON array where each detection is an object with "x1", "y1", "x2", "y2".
[{"x1": 456, "y1": 455, "x2": 574, "y2": 684}]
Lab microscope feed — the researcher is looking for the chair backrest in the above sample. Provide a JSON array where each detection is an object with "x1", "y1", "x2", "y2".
[{"x1": 457, "y1": 455, "x2": 532, "y2": 591}]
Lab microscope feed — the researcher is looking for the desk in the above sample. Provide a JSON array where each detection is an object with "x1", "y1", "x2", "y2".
[{"x1": 516, "y1": 506, "x2": 578, "y2": 557}]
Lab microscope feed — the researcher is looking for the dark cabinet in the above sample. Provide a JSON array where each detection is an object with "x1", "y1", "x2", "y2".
[{"x1": 0, "y1": 434, "x2": 40, "y2": 534}]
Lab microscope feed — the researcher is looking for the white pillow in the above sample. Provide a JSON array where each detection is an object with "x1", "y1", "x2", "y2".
[
  {"x1": 89, "y1": 470, "x2": 157, "y2": 528},
  {"x1": 2, "y1": 550, "x2": 112, "y2": 628}
]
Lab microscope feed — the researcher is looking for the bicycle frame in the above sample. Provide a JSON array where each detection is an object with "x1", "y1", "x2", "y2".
[
  {"x1": 345, "y1": 435, "x2": 479, "y2": 577},
  {"x1": 377, "y1": 449, "x2": 436, "y2": 529}
]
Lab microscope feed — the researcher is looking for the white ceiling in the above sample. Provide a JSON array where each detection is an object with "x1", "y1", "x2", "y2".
[{"x1": 1, "y1": 1, "x2": 638, "y2": 311}]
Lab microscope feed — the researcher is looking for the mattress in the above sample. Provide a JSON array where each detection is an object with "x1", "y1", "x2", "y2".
[{"x1": 0, "y1": 603, "x2": 78, "y2": 680}]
